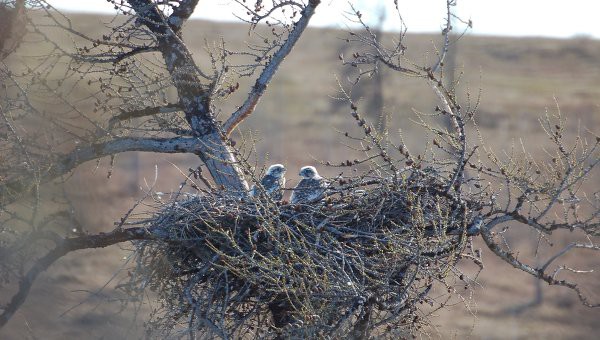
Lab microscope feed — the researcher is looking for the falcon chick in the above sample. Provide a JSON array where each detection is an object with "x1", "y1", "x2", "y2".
[
  {"x1": 290, "y1": 166, "x2": 328, "y2": 204},
  {"x1": 250, "y1": 164, "x2": 286, "y2": 201}
]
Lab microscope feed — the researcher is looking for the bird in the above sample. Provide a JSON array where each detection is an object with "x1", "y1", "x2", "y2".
[
  {"x1": 290, "y1": 166, "x2": 328, "y2": 204},
  {"x1": 250, "y1": 164, "x2": 286, "y2": 201}
]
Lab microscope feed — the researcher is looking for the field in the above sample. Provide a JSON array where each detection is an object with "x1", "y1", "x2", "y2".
[{"x1": 1, "y1": 12, "x2": 600, "y2": 339}]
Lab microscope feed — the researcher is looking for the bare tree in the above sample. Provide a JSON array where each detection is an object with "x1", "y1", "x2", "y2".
[{"x1": 1, "y1": 0, "x2": 598, "y2": 338}]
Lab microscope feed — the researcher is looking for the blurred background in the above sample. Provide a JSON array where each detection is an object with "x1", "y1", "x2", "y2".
[{"x1": 1, "y1": 1, "x2": 599, "y2": 339}]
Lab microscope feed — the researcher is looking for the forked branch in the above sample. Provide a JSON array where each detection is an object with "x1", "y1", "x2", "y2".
[
  {"x1": 480, "y1": 224, "x2": 599, "y2": 308},
  {"x1": 0, "y1": 137, "x2": 203, "y2": 208},
  {"x1": 223, "y1": 1, "x2": 321, "y2": 136}
]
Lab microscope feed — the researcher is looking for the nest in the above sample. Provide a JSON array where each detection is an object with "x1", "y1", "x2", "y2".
[{"x1": 125, "y1": 169, "x2": 480, "y2": 339}]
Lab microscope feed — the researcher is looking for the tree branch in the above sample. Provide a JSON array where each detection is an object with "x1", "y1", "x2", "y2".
[
  {"x1": 480, "y1": 224, "x2": 599, "y2": 308},
  {"x1": 223, "y1": 1, "x2": 320, "y2": 136},
  {"x1": 539, "y1": 242, "x2": 600, "y2": 273},
  {"x1": 0, "y1": 226, "x2": 155, "y2": 329},
  {"x1": 0, "y1": 137, "x2": 202, "y2": 208},
  {"x1": 112, "y1": 45, "x2": 159, "y2": 64},
  {"x1": 168, "y1": 0, "x2": 199, "y2": 32},
  {"x1": 108, "y1": 103, "x2": 183, "y2": 129}
]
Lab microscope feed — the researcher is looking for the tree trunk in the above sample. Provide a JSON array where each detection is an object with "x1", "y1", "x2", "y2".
[
  {"x1": 196, "y1": 131, "x2": 248, "y2": 193},
  {"x1": 127, "y1": 0, "x2": 248, "y2": 192}
]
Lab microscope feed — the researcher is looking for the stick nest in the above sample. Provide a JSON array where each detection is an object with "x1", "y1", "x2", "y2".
[{"x1": 124, "y1": 169, "x2": 480, "y2": 339}]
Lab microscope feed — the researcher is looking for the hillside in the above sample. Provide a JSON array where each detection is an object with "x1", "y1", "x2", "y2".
[{"x1": 1, "y1": 13, "x2": 599, "y2": 339}]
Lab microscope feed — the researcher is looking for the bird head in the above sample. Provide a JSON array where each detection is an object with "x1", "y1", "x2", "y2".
[
  {"x1": 266, "y1": 164, "x2": 286, "y2": 178},
  {"x1": 299, "y1": 166, "x2": 320, "y2": 179}
]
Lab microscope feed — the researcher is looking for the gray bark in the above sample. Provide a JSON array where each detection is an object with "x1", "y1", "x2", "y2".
[
  {"x1": 127, "y1": 0, "x2": 249, "y2": 192},
  {"x1": 0, "y1": 137, "x2": 203, "y2": 207}
]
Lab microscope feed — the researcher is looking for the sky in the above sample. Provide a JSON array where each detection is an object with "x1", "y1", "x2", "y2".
[{"x1": 48, "y1": 0, "x2": 600, "y2": 39}]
